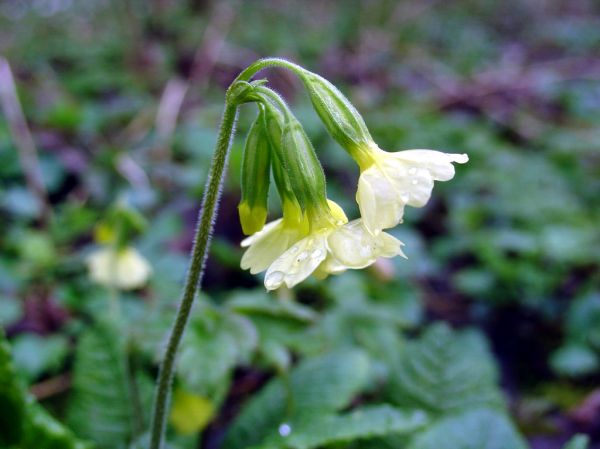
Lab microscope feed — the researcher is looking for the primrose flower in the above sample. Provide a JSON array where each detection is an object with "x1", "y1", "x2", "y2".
[
  {"x1": 354, "y1": 145, "x2": 469, "y2": 234},
  {"x1": 263, "y1": 202, "x2": 404, "y2": 290},
  {"x1": 299, "y1": 70, "x2": 468, "y2": 235},
  {"x1": 87, "y1": 246, "x2": 152, "y2": 290}
]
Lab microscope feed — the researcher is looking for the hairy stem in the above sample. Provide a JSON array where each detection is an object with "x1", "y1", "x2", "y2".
[
  {"x1": 234, "y1": 57, "x2": 306, "y2": 84},
  {"x1": 149, "y1": 102, "x2": 238, "y2": 449}
]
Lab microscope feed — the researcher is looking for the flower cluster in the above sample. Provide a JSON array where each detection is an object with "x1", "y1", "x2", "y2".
[{"x1": 231, "y1": 69, "x2": 467, "y2": 291}]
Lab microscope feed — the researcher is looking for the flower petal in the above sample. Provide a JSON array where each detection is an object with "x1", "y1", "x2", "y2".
[
  {"x1": 241, "y1": 219, "x2": 283, "y2": 248},
  {"x1": 393, "y1": 150, "x2": 468, "y2": 181},
  {"x1": 241, "y1": 220, "x2": 305, "y2": 275},
  {"x1": 264, "y1": 232, "x2": 328, "y2": 290},
  {"x1": 327, "y1": 219, "x2": 405, "y2": 269},
  {"x1": 357, "y1": 168, "x2": 404, "y2": 234}
]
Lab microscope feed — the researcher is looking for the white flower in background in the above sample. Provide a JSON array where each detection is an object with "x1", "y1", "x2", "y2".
[
  {"x1": 356, "y1": 145, "x2": 469, "y2": 235},
  {"x1": 87, "y1": 246, "x2": 152, "y2": 290}
]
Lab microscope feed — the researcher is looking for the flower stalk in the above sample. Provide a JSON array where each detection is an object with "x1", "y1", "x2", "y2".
[{"x1": 149, "y1": 102, "x2": 238, "y2": 449}]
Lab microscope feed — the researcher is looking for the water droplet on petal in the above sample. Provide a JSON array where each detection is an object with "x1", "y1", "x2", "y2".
[
  {"x1": 289, "y1": 245, "x2": 299, "y2": 254},
  {"x1": 411, "y1": 179, "x2": 418, "y2": 185},
  {"x1": 278, "y1": 423, "x2": 292, "y2": 437},
  {"x1": 296, "y1": 251, "x2": 309, "y2": 263},
  {"x1": 360, "y1": 245, "x2": 372, "y2": 257},
  {"x1": 310, "y1": 248, "x2": 323, "y2": 259},
  {"x1": 408, "y1": 167, "x2": 417, "y2": 175},
  {"x1": 401, "y1": 192, "x2": 410, "y2": 202},
  {"x1": 265, "y1": 271, "x2": 285, "y2": 289}
]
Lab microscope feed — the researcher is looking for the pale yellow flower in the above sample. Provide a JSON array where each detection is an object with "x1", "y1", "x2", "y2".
[
  {"x1": 355, "y1": 145, "x2": 468, "y2": 235},
  {"x1": 87, "y1": 246, "x2": 152, "y2": 290},
  {"x1": 264, "y1": 213, "x2": 404, "y2": 290}
]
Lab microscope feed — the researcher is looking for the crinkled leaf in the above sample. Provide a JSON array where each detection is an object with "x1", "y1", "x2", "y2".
[
  {"x1": 223, "y1": 350, "x2": 370, "y2": 449},
  {"x1": 408, "y1": 408, "x2": 527, "y2": 449},
  {"x1": 178, "y1": 306, "x2": 257, "y2": 396},
  {"x1": 387, "y1": 323, "x2": 504, "y2": 415},
  {"x1": 271, "y1": 406, "x2": 428, "y2": 449}
]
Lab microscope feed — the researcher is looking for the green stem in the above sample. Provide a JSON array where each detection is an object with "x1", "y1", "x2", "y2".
[
  {"x1": 234, "y1": 57, "x2": 306, "y2": 84},
  {"x1": 149, "y1": 102, "x2": 238, "y2": 449}
]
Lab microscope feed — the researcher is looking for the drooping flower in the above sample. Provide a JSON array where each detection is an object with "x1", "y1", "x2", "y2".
[
  {"x1": 237, "y1": 84, "x2": 409, "y2": 290},
  {"x1": 263, "y1": 203, "x2": 405, "y2": 290},
  {"x1": 87, "y1": 246, "x2": 152, "y2": 290},
  {"x1": 298, "y1": 70, "x2": 468, "y2": 235},
  {"x1": 355, "y1": 145, "x2": 469, "y2": 235}
]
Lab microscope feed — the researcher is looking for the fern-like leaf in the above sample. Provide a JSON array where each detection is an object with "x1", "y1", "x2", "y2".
[
  {"x1": 272, "y1": 405, "x2": 427, "y2": 449},
  {"x1": 408, "y1": 408, "x2": 527, "y2": 449},
  {"x1": 67, "y1": 322, "x2": 135, "y2": 449},
  {"x1": 387, "y1": 323, "x2": 504, "y2": 415}
]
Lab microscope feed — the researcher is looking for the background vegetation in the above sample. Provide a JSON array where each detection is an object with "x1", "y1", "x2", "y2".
[{"x1": 1, "y1": 1, "x2": 599, "y2": 448}]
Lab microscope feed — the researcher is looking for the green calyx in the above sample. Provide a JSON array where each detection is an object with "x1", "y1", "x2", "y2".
[
  {"x1": 299, "y1": 71, "x2": 373, "y2": 154},
  {"x1": 238, "y1": 107, "x2": 271, "y2": 235}
]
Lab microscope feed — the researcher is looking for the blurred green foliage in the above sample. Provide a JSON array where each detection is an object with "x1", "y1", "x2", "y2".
[{"x1": 1, "y1": 0, "x2": 600, "y2": 448}]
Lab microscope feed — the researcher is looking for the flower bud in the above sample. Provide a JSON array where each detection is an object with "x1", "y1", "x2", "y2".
[
  {"x1": 299, "y1": 71, "x2": 373, "y2": 155},
  {"x1": 280, "y1": 113, "x2": 329, "y2": 213},
  {"x1": 238, "y1": 109, "x2": 271, "y2": 235}
]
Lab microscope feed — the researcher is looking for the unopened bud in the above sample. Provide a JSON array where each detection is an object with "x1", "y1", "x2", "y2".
[
  {"x1": 238, "y1": 109, "x2": 271, "y2": 235},
  {"x1": 300, "y1": 71, "x2": 373, "y2": 155}
]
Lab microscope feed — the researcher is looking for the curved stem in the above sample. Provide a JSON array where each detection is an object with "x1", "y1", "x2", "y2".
[
  {"x1": 234, "y1": 57, "x2": 306, "y2": 84},
  {"x1": 149, "y1": 102, "x2": 238, "y2": 449}
]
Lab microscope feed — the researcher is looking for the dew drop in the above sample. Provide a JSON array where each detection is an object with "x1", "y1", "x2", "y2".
[
  {"x1": 408, "y1": 167, "x2": 417, "y2": 175},
  {"x1": 289, "y1": 245, "x2": 299, "y2": 254},
  {"x1": 411, "y1": 179, "x2": 418, "y2": 185},
  {"x1": 310, "y1": 248, "x2": 324, "y2": 259},
  {"x1": 265, "y1": 271, "x2": 285, "y2": 289},
  {"x1": 278, "y1": 423, "x2": 292, "y2": 437},
  {"x1": 360, "y1": 245, "x2": 372, "y2": 257},
  {"x1": 401, "y1": 192, "x2": 410, "y2": 202},
  {"x1": 296, "y1": 251, "x2": 309, "y2": 263}
]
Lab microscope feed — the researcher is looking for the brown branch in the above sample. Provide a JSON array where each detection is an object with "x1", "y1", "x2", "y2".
[
  {"x1": 0, "y1": 57, "x2": 51, "y2": 225},
  {"x1": 30, "y1": 373, "x2": 71, "y2": 400}
]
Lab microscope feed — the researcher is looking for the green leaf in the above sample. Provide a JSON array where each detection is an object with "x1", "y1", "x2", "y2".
[
  {"x1": 177, "y1": 306, "x2": 257, "y2": 396},
  {"x1": 0, "y1": 328, "x2": 26, "y2": 446},
  {"x1": 21, "y1": 402, "x2": 93, "y2": 449},
  {"x1": 551, "y1": 343, "x2": 599, "y2": 377},
  {"x1": 562, "y1": 434, "x2": 590, "y2": 449},
  {"x1": 223, "y1": 350, "x2": 370, "y2": 449},
  {"x1": 68, "y1": 322, "x2": 135, "y2": 449},
  {"x1": 228, "y1": 289, "x2": 317, "y2": 323},
  {"x1": 408, "y1": 408, "x2": 527, "y2": 449},
  {"x1": 1, "y1": 329, "x2": 91, "y2": 449},
  {"x1": 387, "y1": 323, "x2": 504, "y2": 415},
  {"x1": 11, "y1": 333, "x2": 69, "y2": 383},
  {"x1": 275, "y1": 406, "x2": 427, "y2": 449}
]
